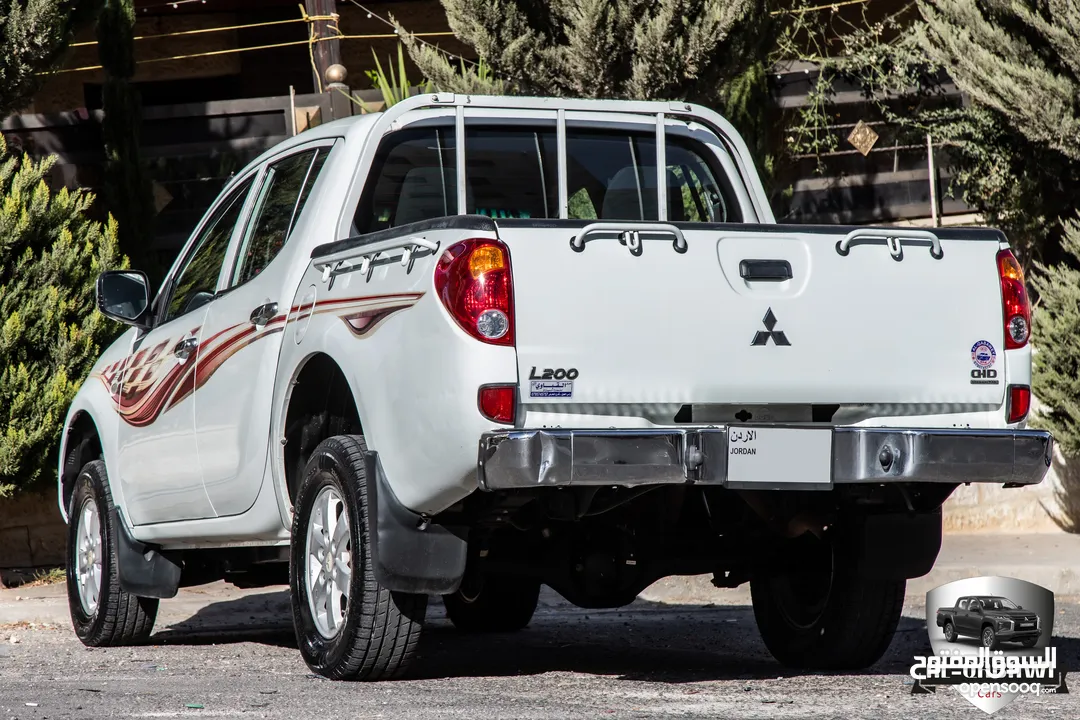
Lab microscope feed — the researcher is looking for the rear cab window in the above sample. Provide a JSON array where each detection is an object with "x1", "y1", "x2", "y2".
[{"x1": 352, "y1": 121, "x2": 744, "y2": 234}]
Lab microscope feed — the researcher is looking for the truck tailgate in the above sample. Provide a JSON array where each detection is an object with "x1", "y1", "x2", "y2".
[{"x1": 499, "y1": 223, "x2": 1007, "y2": 409}]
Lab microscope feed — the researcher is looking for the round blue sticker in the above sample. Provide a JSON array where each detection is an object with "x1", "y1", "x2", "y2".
[{"x1": 971, "y1": 340, "x2": 996, "y2": 369}]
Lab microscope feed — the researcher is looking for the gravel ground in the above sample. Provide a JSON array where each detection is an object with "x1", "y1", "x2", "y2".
[{"x1": 1, "y1": 587, "x2": 1078, "y2": 719}]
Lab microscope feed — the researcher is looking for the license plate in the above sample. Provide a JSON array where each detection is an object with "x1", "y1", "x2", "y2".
[
  {"x1": 726, "y1": 427, "x2": 832, "y2": 488},
  {"x1": 1019, "y1": 623, "x2": 1034, "y2": 628}
]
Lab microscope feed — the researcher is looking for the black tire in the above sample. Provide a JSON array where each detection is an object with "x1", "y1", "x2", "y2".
[
  {"x1": 1021, "y1": 637, "x2": 1038, "y2": 648},
  {"x1": 943, "y1": 621, "x2": 957, "y2": 642},
  {"x1": 443, "y1": 573, "x2": 540, "y2": 632},
  {"x1": 289, "y1": 435, "x2": 427, "y2": 681},
  {"x1": 66, "y1": 460, "x2": 158, "y2": 646},
  {"x1": 751, "y1": 536, "x2": 905, "y2": 670},
  {"x1": 982, "y1": 625, "x2": 999, "y2": 650}
]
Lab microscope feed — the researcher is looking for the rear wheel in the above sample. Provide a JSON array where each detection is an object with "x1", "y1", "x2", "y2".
[
  {"x1": 66, "y1": 460, "x2": 158, "y2": 646},
  {"x1": 443, "y1": 573, "x2": 541, "y2": 633},
  {"x1": 751, "y1": 533, "x2": 904, "y2": 670},
  {"x1": 290, "y1": 435, "x2": 427, "y2": 680}
]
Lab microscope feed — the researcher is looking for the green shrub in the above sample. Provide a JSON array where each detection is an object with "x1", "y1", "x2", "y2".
[
  {"x1": 0, "y1": 134, "x2": 125, "y2": 496},
  {"x1": 1031, "y1": 218, "x2": 1080, "y2": 456}
]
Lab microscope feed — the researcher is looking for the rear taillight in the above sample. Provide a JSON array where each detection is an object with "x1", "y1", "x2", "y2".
[
  {"x1": 997, "y1": 249, "x2": 1031, "y2": 349},
  {"x1": 434, "y1": 239, "x2": 514, "y2": 346},
  {"x1": 478, "y1": 385, "x2": 516, "y2": 424},
  {"x1": 1007, "y1": 385, "x2": 1031, "y2": 423}
]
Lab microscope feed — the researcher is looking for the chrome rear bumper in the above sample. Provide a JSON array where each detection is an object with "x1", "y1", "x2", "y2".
[{"x1": 477, "y1": 426, "x2": 1053, "y2": 491}]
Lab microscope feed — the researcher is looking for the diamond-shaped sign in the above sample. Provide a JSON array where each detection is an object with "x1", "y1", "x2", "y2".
[{"x1": 847, "y1": 120, "x2": 880, "y2": 156}]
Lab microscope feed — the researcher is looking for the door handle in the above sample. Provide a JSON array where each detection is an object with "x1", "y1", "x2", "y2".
[
  {"x1": 739, "y1": 259, "x2": 792, "y2": 282},
  {"x1": 173, "y1": 336, "x2": 197, "y2": 360},
  {"x1": 249, "y1": 301, "x2": 278, "y2": 327}
]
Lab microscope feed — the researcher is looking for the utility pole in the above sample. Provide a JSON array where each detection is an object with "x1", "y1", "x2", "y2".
[{"x1": 305, "y1": 0, "x2": 341, "y2": 93}]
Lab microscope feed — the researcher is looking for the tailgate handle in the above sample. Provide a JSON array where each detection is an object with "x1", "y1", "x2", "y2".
[
  {"x1": 570, "y1": 223, "x2": 687, "y2": 255},
  {"x1": 836, "y1": 228, "x2": 943, "y2": 260},
  {"x1": 739, "y1": 259, "x2": 792, "y2": 282}
]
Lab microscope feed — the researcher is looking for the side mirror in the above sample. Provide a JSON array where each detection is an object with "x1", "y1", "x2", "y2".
[{"x1": 96, "y1": 270, "x2": 151, "y2": 328}]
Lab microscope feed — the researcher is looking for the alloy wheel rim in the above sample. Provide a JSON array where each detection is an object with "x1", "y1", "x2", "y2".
[
  {"x1": 75, "y1": 498, "x2": 103, "y2": 616},
  {"x1": 305, "y1": 484, "x2": 352, "y2": 639},
  {"x1": 983, "y1": 628, "x2": 994, "y2": 646}
]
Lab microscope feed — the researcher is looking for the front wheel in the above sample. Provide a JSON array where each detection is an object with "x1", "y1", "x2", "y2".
[
  {"x1": 289, "y1": 435, "x2": 427, "y2": 680},
  {"x1": 943, "y1": 621, "x2": 957, "y2": 642},
  {"x1": 982, "y1": 625, "x2": 999, "y2": 650},
  {"x1": 66, "y1": 460, "x2": 158, "y2": 646},
  {"x1": 443, "y1": 573, "x2": 541, "y2": 633},
  {"x1": 751, "y1": 535, "x2": 905, "y2": 670}
]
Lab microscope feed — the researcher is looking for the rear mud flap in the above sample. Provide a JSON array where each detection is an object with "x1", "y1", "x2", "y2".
[
  {"x1": 846, "y1": 508, "x2": 942, "y2": 580},
  {"x1": 364, "y1": 451, "x2": 468, "y2": 595}
]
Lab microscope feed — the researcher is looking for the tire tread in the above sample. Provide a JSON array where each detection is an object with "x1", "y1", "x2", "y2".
[
  {"x1": 291, "y1": 435, "x2": 426, "y2": 681},
  {"x1": 67, "y1": 460, "x2": 158, "y2": 647}
]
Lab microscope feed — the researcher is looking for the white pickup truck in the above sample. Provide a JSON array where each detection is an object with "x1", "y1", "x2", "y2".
[{"x1": 60, "y1": 94, "x2": 1052, "y2": 680}]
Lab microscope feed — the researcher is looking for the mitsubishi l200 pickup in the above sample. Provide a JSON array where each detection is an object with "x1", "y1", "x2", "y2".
[
  {"x1": 937, "y1": 596, "x2": 1042, "y2": 649},
  {"x1": 60, "y1": 94, "x2": 1052, "y2": 680}
]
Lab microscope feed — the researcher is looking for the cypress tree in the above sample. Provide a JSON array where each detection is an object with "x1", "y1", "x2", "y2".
[
  {"x1": 0, "y1": 0, "x2": 100, "y2": 116},
  {"x1": 1031, "y1": 219, "x2": 1080, "y2": 457},
  {"x1": 0, "y1": 134, "x2": 125, "y2": 496},
  {"x1": 918, "y1": 0, "x2": 1080, "y2": 163},
  {"x1": 396, "y1": 0, "x2": 763, "y2": 108}
]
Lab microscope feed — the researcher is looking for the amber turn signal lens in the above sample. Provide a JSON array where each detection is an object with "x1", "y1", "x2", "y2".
[{"x1": 468, "y1": 245, "x2": 506, "y2": 278}]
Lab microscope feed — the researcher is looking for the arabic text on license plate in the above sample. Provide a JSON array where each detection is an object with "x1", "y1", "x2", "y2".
[{"x1": 726, "y1": 427, "x2": 832, "y2": 488}]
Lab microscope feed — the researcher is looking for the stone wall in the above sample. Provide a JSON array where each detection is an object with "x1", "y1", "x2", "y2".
[{"x1": 0, "y1": 487, "x2": 65, "y2": 585}]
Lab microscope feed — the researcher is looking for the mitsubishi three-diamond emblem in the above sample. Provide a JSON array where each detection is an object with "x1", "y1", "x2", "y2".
[{"x1": 751, "y1": 308, "x2": 790, "y2": 346}]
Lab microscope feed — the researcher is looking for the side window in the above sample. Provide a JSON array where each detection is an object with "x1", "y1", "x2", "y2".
[
  {"x1": 232, "y1": 148, "x2": 328, "y2": 286},
  {"x1": 354, "y1": 127, "x2": 456, "y2": 234},
  {"x1": 959, "y1": 599, "x2": 969, "y2": 610},
  {"x1": 165, "y1": 177, "x2": 253, "y2": 324}
]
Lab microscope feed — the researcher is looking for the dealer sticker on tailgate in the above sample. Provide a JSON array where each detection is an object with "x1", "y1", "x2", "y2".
[{"x1": 726, "y1": 427, "x2": 833, "y2": 488}]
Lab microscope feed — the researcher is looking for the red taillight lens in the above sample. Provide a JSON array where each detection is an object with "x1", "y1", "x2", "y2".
[
  {"x1": 434, "y1": 239, "x2": 514, "y2": 346},
  {"x1": 1007, "y1": 385, "x2": 1031, "y2": 423},
  {"x1": 478, "y1": 385, "x2": 516, "y2": 424},
  {"x1": 997, "y1": 249, "x2": 1031, "y2": 349}
]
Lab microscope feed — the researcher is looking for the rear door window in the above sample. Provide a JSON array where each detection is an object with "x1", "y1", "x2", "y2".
[
  {"x1": 231, "y1": 148, "x2": 329, "y2": 286},
  {"x1": 354, "y1": 126, "x2": 456, "y2": 234}
]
